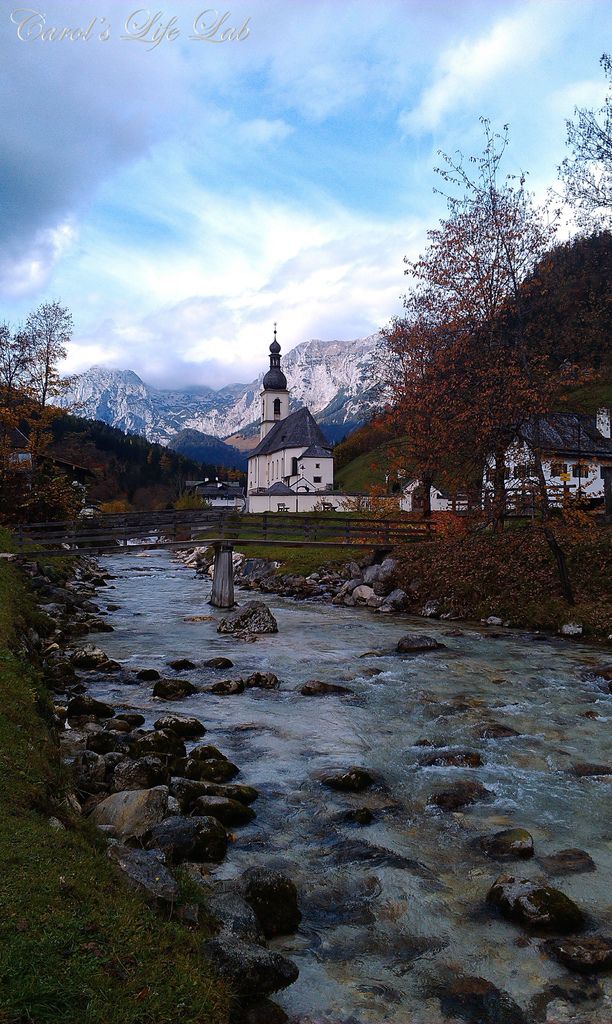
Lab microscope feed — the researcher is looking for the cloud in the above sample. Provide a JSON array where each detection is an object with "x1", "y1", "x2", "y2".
[{"x1": 400, "y1": 2, "x2": 570, "y2": 133}]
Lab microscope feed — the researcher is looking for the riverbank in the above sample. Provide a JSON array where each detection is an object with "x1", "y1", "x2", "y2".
[
  {"x1": 0, "y1": 542, "x2": 297, "y2": 1024},
  {"x1": 184, "y1": 520, "x2": 612, "y2": 641}
]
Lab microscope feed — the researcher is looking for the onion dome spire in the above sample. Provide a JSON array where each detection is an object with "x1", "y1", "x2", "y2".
[{"x1": 262, "y1": 322, "x2": 287, "y2": 390}]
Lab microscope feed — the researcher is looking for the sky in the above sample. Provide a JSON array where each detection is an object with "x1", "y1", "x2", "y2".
[{"x1": 1, "y1": 0, "x2": 609, "y2": 388}]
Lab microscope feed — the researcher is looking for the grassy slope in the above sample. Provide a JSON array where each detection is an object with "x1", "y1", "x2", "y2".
[
  {"x1": 335, "y1": 447, "x2": 392, "y2": 493},
  {"x1": 0, "y1": 534, "x2": 231, "y2": 1024}
]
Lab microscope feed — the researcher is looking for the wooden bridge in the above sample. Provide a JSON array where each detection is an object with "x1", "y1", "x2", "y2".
[{"x1": 15, "y1": 508, "x2": 430, "y2": 607}]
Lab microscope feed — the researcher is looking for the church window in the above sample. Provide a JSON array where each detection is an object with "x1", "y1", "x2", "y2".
[
  {"x1": 291, "y1": 457, "x2": 298, "y2": 476},
  {"x1": 315, "y1": 463, "x2": 320, "y2": 468},
  {"x1": 314, "y1": 476, "x2": 322, "y2": 483}
]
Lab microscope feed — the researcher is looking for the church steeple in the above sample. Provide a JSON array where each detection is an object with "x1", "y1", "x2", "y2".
[
  {"x1": 260, "y1": 323, "x2": 289, "y2": 439},
  {"x1": 262, "y1": 322, "x2": 287, "y2": 390}
]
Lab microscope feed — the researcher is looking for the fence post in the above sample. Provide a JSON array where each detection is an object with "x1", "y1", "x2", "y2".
[{"x1": 210, "y1": 542, "x2": 235, "y2": 608}]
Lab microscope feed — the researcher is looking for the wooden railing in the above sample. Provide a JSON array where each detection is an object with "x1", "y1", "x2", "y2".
[{"x1": 14, "y1": 509, "x2": 431, "y2": 556}]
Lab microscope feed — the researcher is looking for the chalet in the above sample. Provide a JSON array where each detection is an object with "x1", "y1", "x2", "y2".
[
  {"x1": 483, "y1": 409, "x2": 612, "y2": 511},
  {"x1": 184, "y1": 480, "x2": 245, "y2": 510},
  {"x1": 247, "y1": 330, "x2": 343, "y2": 512}
]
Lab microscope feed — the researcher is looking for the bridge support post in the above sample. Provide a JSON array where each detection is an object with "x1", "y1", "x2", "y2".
[{"x1": 210, "y1": 542, "x2": 235, "y2": 608}]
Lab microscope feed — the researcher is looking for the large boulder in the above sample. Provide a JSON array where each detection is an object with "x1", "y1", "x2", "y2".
[
  {"x1": 429, "y1": 780, "x2": 493, "y2": 811},
  {"x1": 396, "y1": 634, "x2": 445, "y2": 654},
  {"x1": 153, "y1": 714, "x2": 206, "y2": 738},
  {"x1": 146, "y1": 814, "x2": 227, "y2": 863},
  {"x1": 480, "y1": 828, "x2": 534, "y2": 860},
  {"x1": 245, "y1": 672, "x2": 279, "y2": 690},
  {"x1": 321, "y1": 767, "x2": 374, "y2": 792},
  {"x1": 217, "y1": 602, "x2": 278, "y2": 636},
  {"x1": 379, "y1": 588, "x2": 407, "y2": 612},
  {"x1": 152, "y1": 678, "x2": 197, "y2": 700},
  {"x1": 66, "y1": 695, "x2": 115, "y2": 719},
  {"x1": 207, "y1": 891, "x2": 265, "y2": 946},
  {"x1": 107, "y1": 843, "x2": 178, "y2": 903},
  {"x1": 351, "y1": 584, "x2": 375, "y2": 604},
  {"x1": 203, "y1": 938, "x2": 298, "y2": 999},
  {"x1": 210, "y1": 678, "x2": 245, "y2": 695},
  {"x1": 189, "y1": 744, "x2": 227, "y2": 762},
  {"x1": 191, "y1": 795, "x2": 256, "y2": 827},
  {"x1": 487, "y1": 874, "x2": 586, "y2": 932},
  {"x1": 89, "y1": 786, "x2": 168, "y2": 838},
  {"x1": 238, "y1": 868, "x2": 302, "y2": 939},
  {"x1": 111, "y1": 757, "x2": 168, "y2": 792}
]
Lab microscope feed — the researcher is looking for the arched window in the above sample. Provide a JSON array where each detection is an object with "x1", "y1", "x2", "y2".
[{"x1": 273, "y1": 398, "x2": 281, "y2": 417}]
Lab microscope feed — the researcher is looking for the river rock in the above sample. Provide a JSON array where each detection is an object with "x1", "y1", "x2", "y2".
[
  {"x1": 72, "y1": 749, "x2": 107, "y2": 794},
  {"x1": 66, "y1": 695, "x2": 115, "y2": 719},
  {"x1": 107, "y1": 843, "x2": 178, "y2": 903},
  {"x1": 217, "y1": 602, "x2": 278, "y2": 636},
  {"x1": 129, "y1": 730, "x2": 187, "y2": 760},
  {"x1": 203, "y1": 657, "x2": 234, "y2": 669},
  {"x1": 544, "y1": 935, "x2": 612, "y2": 974},
  {"x1": 396, "y1": 634, "x2": 445, "y2": 654},
  {"x1": 111, "y1": 757, "x2": 167, "y2": 792},
  {"x1": 379, "y1": 588, "x2": 407, "y2": 612},
  {"x1": 136, "y1": 668, "x2": 161, "y2": 681},
  {"x1": 210, "y1": 678, "x2": 245, "y2": 695},
  {"x1": 153, "y1": 714, "x2": 206, "y2": 738},
  {"x1": 207, "y1": 891, "x2": 265, "y2": 946},
  {"x1": 300, "y1": 680, "x2": 354, "y2": 696},
  {"x1": 245, "y1": 672, "x2": 280, "y2": 690},
  {"x1": 480, "y1": 828, "x2": 534, "y2": 860},
  {"x1": 70, "y1": 645, "x2": 120, "y2": 671},
  {"x1": 572, "y1": 761, "x2": 612, "y2": 777},
  {"x1": 146, "y1": 814, "x2": 227, "y2": 863},
  {"x1": 322, "y1": 767, "x2": 374, "y2": 792},
  {"x1": 429, "y1": 779, "x2": 493, "y2": 810},
  {"x1": 191, "y1": 795, "x2": 256, "y2": 826},
  {"x1": 478, "y1": 722, "x2": 520, "y2": 739},
  {"x1": 86, "y1": 731, "x2": 129, "y2": 756},
  {"x1": 152, "y1": 678, "x2": 197, "y2": 700},
  {"x1": 105, "y1": 718, "x2": 131, "y2": 733},
  {"x1": 89, "y1": 786, "x2": 168, "y2": 838},
  {"x1": 185, "y1": 758, "x2": 239, "y2": 783},
  {"x1": 560, "y1": 622, "x2": 583, "y2": 636},
  {"x1": 171, "y1": 776, "x2": 257, "y2": 812},
  {"x1": 202, "y1": 938, "x2": 298, "y2": 999},
  {"x1": 539, "y1": 848, "x2": 596, "y2": 874},
  {"x1": 487, "y1": 874, "x2": 586, "y2": 932},
  {"x1": 352, "y1": 584, "x2": 375, "y2": 604},
  {"x1": 433, "y1": 974, "x2": 528, "y2": 1024},
  {"x1": 347, "y1": 807, "x2": 374, "y2": 825},
  {"x1": 189, "y1": 744, "x2": 227, "y2": 762},
  {"x1": 168, "y1": 658, "x2": 197, "y2": 670},
  {"x1": 238, "y1": 868, "x2": 302, "y2": 939},
  {"x1": 420, "y1": 750, "x2": 483, "y2": 768},
  {"x1": 115, "y1": 712, "x2": 145, "y2": 728}
]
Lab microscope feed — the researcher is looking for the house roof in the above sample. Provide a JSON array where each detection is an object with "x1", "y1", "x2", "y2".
[
  {"x1": 521, "y1": 413, "x2": 612, "y2": 459},
  {"x1": 300, "y1": 444, "x2": 333, "y2": 459},
  {"x1": 249, "y1": 407, "x2": 332, "y2": 457}
]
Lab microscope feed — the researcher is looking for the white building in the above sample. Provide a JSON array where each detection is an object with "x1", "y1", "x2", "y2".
[{"x1": 247, "y1": 331, "x2": 340, "y2": 513}]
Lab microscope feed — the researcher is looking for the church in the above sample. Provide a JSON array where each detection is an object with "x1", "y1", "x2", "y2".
[{"x1": 247, "y1": 330, "x2": 336, "y2": 512}]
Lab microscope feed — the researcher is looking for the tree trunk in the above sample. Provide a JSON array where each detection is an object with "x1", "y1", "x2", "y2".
[
  {"x1": 532, "y1": 446, "x2": 575, "y2": 605},
  {"x1": 491, "y1": 448, "x2": 506, "y2": 532},
  {"x1": 421, "y1": 472, "x2": 433, "y2": 518}
]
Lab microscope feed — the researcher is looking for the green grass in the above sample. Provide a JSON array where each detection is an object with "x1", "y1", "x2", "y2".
[
  {"x1": 242, "y1": 543, "x2": 369, "y2": 576},
  {"x1": 334, "y1": 447, "x2": 392, "y2": 493},
  {"x1": 0, "y1": 543, "x2": 232, "y2": 1024}
]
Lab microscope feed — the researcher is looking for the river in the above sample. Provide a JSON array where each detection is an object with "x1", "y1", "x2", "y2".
[{"x1": 85, "y1": 550, "x2": 611, "y2": 1023}]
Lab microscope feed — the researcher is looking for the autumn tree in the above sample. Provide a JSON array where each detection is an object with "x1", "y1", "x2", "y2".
[
  {"x1": 25, "y1": 300, "x2": 73, "y2": 408},
  {"x1": 559, "y1": 54, "x2": 612, "y2": 228}
]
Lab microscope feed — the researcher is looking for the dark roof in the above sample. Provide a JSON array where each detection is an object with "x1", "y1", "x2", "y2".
[
  {"x1": 520, "y1": 413, "x2": 612, "y2": 459},
  {"x1": 249, "y1": 407, "x2": 332, "y2": 457},
  {"x1": 301, "y1": 444, "x2": 333, "y2": 459},
  {"x1": 266, "y1": 482, "x2": 295, "y2": 495}
]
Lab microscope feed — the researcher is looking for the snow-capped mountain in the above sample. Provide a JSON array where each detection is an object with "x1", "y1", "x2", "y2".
[{"x1": 65, "y1": 335, "x2": 383, "y2": 445}]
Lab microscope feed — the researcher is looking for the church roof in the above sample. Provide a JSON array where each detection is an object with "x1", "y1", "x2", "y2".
[
  {"x1": 266, "y1": 482, "x2": 295, "y2": 495},
  {"x1": 249, "y1": 406, "x2": 332, "y2": 457},
  {"x1": 300, "y1": 444, "x2": 333, "y2": 459}
]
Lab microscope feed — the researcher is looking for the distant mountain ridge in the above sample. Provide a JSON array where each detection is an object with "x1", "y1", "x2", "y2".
[{"x1": 65, "y1": 335, "x2": 383, "y2": 446}]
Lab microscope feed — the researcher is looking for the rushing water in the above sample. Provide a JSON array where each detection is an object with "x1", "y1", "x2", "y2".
[{"x1": 86, "y1": 551, "x2": 611, "y2": 1023}]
